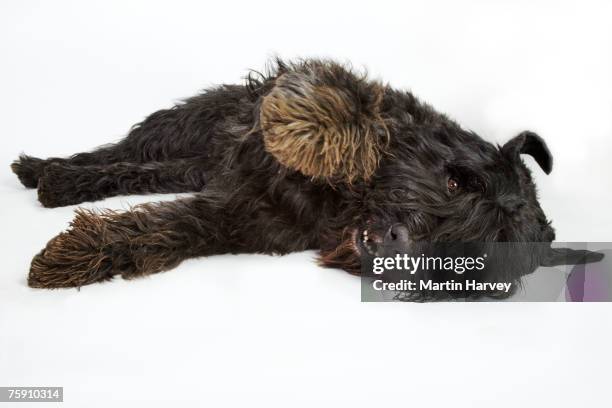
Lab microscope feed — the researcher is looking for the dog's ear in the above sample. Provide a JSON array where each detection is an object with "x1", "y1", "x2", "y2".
[
  {"x1": 259, "y1": 61, "x2": 389, "y2": 183},
  {"x1": 502, "y1": 131, "x2": 553, "y2": 174}
]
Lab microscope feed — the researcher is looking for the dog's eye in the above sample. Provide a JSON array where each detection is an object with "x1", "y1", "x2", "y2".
[{"x1": 447, "y1": 177, "x2": 459, "y2": 193}]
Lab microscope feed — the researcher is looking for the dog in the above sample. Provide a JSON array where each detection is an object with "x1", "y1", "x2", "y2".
[{"x1": 11, "y1": 58, "x2": 601, "y2": 296}]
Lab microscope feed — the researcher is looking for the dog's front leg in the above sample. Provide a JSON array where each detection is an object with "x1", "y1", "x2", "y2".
[{"x1": 28, "y1": 194, "x2": 235, "y2": 288}]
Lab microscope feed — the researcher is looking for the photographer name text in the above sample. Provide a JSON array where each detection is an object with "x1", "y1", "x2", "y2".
[{"x1": 372, "y1": 279, "x2": 512, "y2": 293}]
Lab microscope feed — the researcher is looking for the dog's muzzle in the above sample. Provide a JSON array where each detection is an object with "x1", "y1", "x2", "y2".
[{"x1": 358, "y1": 223, "x2": 411, "y2": 256}]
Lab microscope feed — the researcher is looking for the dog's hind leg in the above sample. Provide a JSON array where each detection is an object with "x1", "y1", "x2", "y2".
[
  {"x1": 28, "y1": 194, "x2": 233, "y2": 288},
  {"x1": 11, "y1": 105, "x2": 214, "y2": 188},
  {"x1": 36, "y1": 158, "x2": 208, "y2": 208}
]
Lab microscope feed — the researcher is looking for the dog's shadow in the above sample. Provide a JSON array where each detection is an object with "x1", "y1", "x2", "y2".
[{"x1": 508, "y1": 249, "x2": 610, "y2": 302}]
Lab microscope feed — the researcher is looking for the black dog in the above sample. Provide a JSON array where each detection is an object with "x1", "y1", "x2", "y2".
[{"x1": 11, "y1": 59, "x2": 600, "y2": 293}]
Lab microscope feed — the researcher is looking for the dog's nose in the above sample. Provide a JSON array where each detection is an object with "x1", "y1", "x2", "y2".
[{"x1": 384, "y1": 224, "x2": 410, "y2": 246}]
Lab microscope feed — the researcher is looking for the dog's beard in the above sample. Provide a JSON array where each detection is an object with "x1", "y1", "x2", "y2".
[
  {"x1": 317, "y1": 221, "x2": 397, "y2": 274},
  {"x1": 318, "y1": 227, "x2": 362, "y2": 274}
]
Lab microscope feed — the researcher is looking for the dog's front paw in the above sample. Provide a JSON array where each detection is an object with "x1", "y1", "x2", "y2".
[
  {"x1": 28, "y1": 211, "x2": 116, "y2": 288},
  {"x1": 11, "y1": 155, "x2": 47, "y2": 188}
]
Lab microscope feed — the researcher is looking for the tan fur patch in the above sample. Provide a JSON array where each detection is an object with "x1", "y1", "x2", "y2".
[
  {"x1": 260, "y1": 67, "x2": 389, "y2": 183},
  {"x1": 29, "y1": 209, "x2": 116, "y2": 288},
  {"x1": 28, "y1": 206, "x2": 184, "y2": 288}
]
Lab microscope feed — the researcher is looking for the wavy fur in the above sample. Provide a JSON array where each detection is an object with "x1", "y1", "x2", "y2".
[
  {"x1": 12, "y1": 58, "x2": 573, "y2": 299},
  {"x1": 260, "y1": 60, "x2": 389, "y2": 182}
]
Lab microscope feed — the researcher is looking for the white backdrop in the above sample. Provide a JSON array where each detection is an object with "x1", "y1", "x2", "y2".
[{"x1": 1, "y1": 1, "x2": 611, "y2": 407}]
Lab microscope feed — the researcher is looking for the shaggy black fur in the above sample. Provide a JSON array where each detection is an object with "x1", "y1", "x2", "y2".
[{"x1": 11, "y1": 58, "x2": 601, "y2": 296}]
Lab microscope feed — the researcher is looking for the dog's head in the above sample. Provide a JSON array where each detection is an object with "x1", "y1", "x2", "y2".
[{"x1": 258, "y1": 60, "x2": 601, "y2": 279}]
